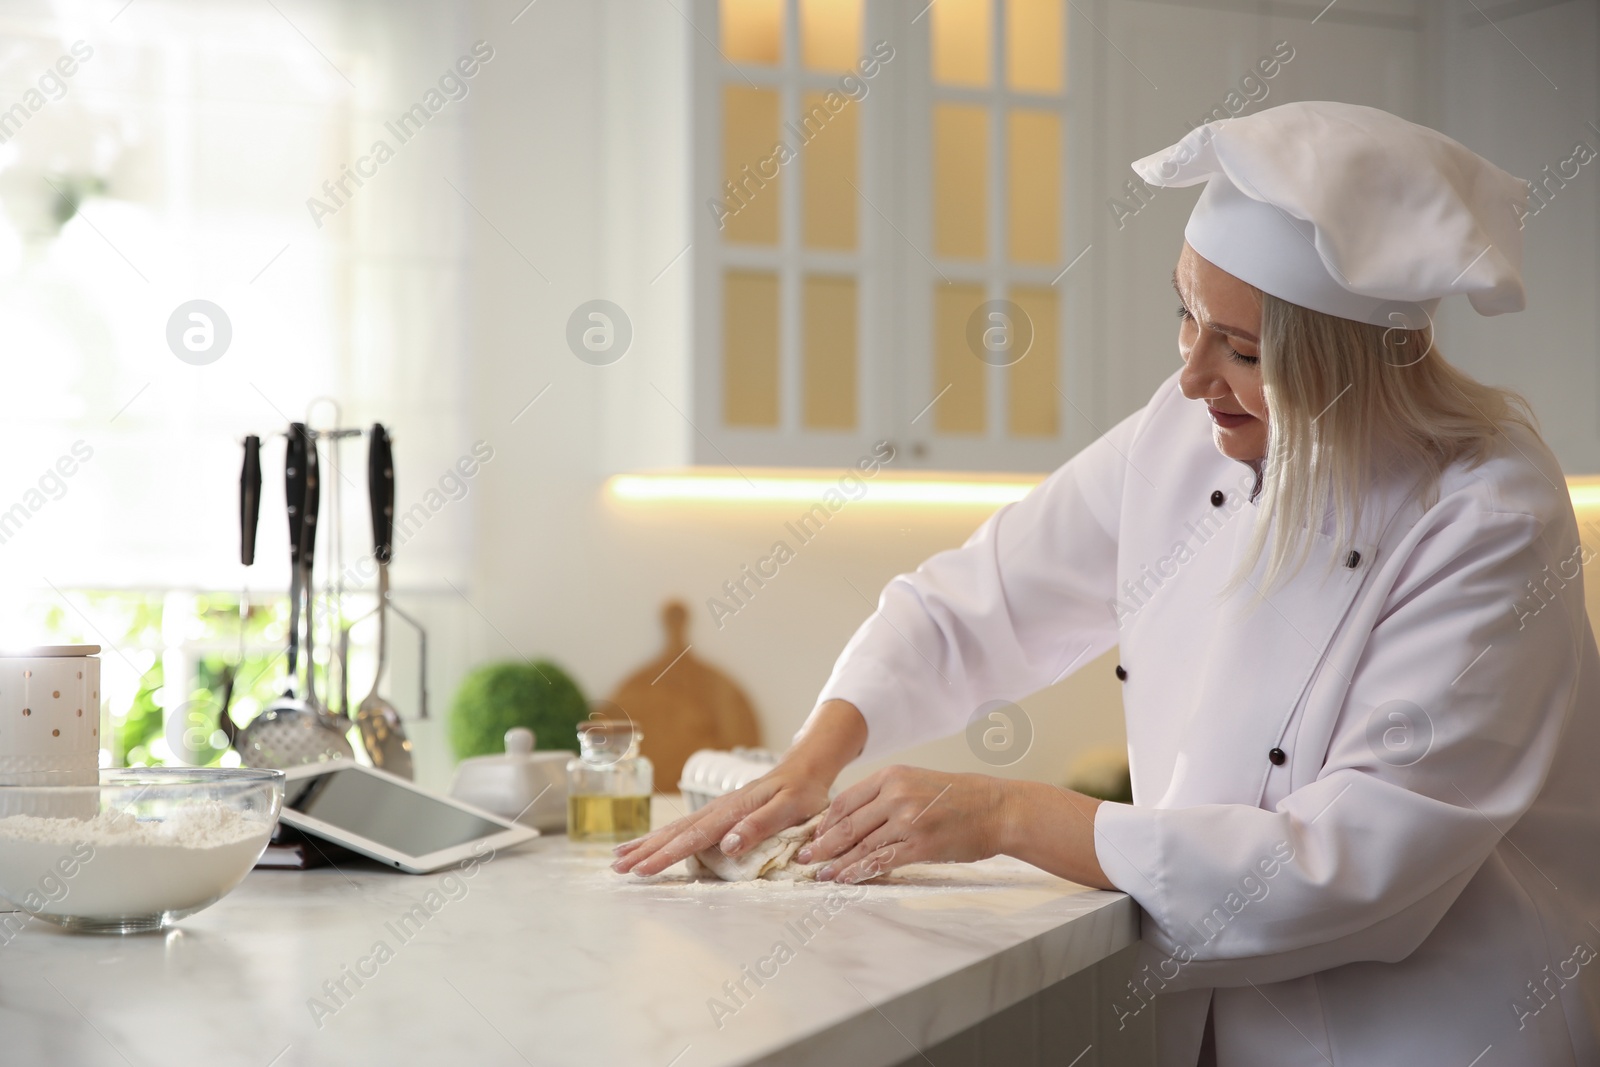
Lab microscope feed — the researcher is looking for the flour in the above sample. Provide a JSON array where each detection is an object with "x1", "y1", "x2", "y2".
[
  {"x1": 640, "y1": 859, "x2": 1052, "y2": 893},
  {"x1": 0, "y1": 802, "x2": 273, "y2": 921},
  {"x1": 0, "y1": 803, "x2": 265, "y2": 849},
  {"x1": 590, "y1": 850, "x2": 1079, "y2": 899}
]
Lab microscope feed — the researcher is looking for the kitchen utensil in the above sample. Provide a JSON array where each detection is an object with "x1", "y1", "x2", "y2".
[
  {"x1": 327, "y1": 420, "x2": 353, "y2": 721},
  {"x1": 349, "y1": 594, "x2": 430, "y2": 722},
  {"x1": 299, "y1": 428, "x2": 354, "y2": 746},
  {"x1": 387, "y1": 599, "x2": 429, "y2": 720},
  {"x1": 606, "y1": 600, "x2": 761, "y2": 791},
  {"x1": 283, "y1": 424, "x2": 308, "y2": 698},
  {"x1": 306, "y1": 398, "x2": 359, "y2": 721},
  {"x1": 219, "y1": 435, "x2": 262, "y2": 748},
  {"x1": 354, "y1": 424, "x2": 413, "y2": 778},
  {"x1": 449, "y1": 727, "x2": 570, "y2": 833},
  {"x1": 336, "y1": 625, "x2": 352, "y2": 720},
  {"x1": 300, "y1": 427, "x2": 327, "y2": 718},
  {"x1": 234, "y1": 426, "x2": 353, "y2": 769}
]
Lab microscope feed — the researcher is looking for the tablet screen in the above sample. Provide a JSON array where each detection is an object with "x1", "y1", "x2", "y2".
[{"x1": 285, "y1": 768, "x2": 509, "y2": 856}]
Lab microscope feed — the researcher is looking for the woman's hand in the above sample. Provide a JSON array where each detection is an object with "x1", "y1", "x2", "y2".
[
  {"x1": 797, "y1": 766, "x2": 1009, "y2": 883},
  {"x1": 611, "y1": 698, "x2": 868, "y2": 878},
  {"x1": 610, "y1": 763, "x2": 832, "y2": 877}
]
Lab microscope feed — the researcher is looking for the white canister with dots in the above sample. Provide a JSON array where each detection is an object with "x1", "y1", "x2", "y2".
[{"x1": 0, "y1": 645, "x2": 101, "y2": 788}]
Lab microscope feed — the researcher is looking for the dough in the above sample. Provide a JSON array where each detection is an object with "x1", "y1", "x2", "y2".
[{"x1": 686, "y1": 812, "x2": 827, "y2": 882}]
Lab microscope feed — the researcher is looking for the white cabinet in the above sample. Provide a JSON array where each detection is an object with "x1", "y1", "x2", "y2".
[{"x1": 688, "y1": 0, "x2": 1091, "y2": 473}]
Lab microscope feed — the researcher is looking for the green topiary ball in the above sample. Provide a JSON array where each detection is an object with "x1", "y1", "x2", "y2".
[{"x1": 449, "y1": 660, "x2": 589, "y2": 761}]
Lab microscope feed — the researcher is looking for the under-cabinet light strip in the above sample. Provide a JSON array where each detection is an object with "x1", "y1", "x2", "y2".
[
  {"x1": 608, "y1": 474, "x2": 1041, "y2": 506},
  {"x1": 611, "y1": 474, "x2": 1600, "y2": 511},
  {"x1": 1568, "y1": 479, "x2": 1600, "y2": 512}
]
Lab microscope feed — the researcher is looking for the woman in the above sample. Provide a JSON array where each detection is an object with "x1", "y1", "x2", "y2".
[{"x1": 615, "y1": 102, "x2": 1600, "y2": 1065}]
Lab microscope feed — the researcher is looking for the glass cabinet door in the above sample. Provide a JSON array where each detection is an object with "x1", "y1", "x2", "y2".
[
  {"x1": 899, "y1": 0, "x2": 1083, "y2": 472},
  {"x1": 694, "y1": 0, "x2": 1084, "y2": 472}
]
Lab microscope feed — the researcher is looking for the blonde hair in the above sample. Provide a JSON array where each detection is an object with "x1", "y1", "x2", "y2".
[{"x1": 1225, "y1": 292, "x2": 1541, "y2": 602}]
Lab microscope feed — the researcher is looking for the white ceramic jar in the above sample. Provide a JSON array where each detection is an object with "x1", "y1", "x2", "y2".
[
  {"x1": 0, "y1": 645, "x2": 101, "y2": 787},
  {"x1": 448, "y1": 728, "x2": 571, "y2": 833}
]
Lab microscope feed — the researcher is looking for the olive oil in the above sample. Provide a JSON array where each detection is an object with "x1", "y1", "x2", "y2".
[
  {"x1": 565, "y1": 719, "x2": 653, "y2": 841},
  {"x1": 567, "y1": 793, "x2": 651, "y2": 842}
]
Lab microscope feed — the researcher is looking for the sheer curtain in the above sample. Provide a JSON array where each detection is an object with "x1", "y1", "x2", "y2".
[{"x1": 0, "y1": 0, "x2": 474, "y2": 604}]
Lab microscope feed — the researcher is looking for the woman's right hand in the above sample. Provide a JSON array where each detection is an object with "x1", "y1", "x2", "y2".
[
  {"x1": 610, "y1": 699, "x2": 868, "y2": 878},
  {"x1": 609, "y1": 763, "x2": 833, "y2": 877}
]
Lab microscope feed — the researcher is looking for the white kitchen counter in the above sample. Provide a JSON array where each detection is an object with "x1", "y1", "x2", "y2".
[{"x1": 0, "y1": 811, "x2": 1137, "y2": 1067}]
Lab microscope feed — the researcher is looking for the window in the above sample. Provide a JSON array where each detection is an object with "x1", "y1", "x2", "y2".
[{"x1": 0, "y1": 0, "x2": 469, "y2": 764}]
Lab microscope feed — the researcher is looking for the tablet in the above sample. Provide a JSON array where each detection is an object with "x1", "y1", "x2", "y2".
[{"x1": 279, "y1": 762, "x2": 539, "y2": 874}]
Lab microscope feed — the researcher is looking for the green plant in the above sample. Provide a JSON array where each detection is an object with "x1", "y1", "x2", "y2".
[
  {"x1": 449, "y1": 660, "x2": 589, "y2": 760},
  {"x1": 120, "y1": 659, "x2": 165, "y2": 768}
]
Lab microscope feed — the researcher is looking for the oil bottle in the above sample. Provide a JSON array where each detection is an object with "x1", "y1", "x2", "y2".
[{"x1": 566, "y1": 717, "x2": 652, "y2": 843}]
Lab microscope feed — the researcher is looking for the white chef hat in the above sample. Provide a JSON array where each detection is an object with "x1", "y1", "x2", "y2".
[{"x1": 1131, "y1": 101, "x2": 1529, "y2": 330}]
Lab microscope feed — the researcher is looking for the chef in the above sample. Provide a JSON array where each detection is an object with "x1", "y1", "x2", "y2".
[{"x1": 615, "y1": 101, "x2": 1600, "y2": 1066}]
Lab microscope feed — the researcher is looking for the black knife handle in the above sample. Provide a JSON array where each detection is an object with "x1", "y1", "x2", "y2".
[
  {"x1": 302, "y1": 429, "x2": 320, "y2": 574},
  {"x1": 240, "y1": 435, "x2": 262, "y2": 567},
  {"x1": 369, "y1": 424, "x2": 394, "y2": 564},
  {"x1": 285, "y1": 423, "x2": 307, "y2": 566}
]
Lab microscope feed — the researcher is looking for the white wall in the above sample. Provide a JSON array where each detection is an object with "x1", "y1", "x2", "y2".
[{"x1": 1425, "y1": 0, "x2": 1600, "y2": 471}]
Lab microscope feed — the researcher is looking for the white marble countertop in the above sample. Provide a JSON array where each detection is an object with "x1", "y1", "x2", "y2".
[{"x1": 0, "y1": 819, "x2": 1136, "y2": 1067}]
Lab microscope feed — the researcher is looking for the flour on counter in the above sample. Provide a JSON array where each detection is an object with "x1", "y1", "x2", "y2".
[
  {"x1": 571, "y1": 848, "x2": 1079, "y2": 899},
  {"x1": 652, "y1": 858, "x2": 1058, "y2": 891}
]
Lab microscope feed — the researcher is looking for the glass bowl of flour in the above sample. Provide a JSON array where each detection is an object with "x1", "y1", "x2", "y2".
[{"x1": 0, "y1": 767, "x2": 284, "y2": 934}]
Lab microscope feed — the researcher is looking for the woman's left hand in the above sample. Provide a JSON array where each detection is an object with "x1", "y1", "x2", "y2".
[{"x1": 797, "y1": 765, "x2": 1008, "y2": 883}]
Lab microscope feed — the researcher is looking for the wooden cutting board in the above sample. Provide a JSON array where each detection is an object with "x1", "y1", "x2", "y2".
[{"x1": 607, "y1": 600, "x2": 762, "y2": 792}]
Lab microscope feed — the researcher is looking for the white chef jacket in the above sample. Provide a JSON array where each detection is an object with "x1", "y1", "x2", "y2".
[{"x1": 812, "y1": 367, "x2": 1600, "y2": 1066}]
